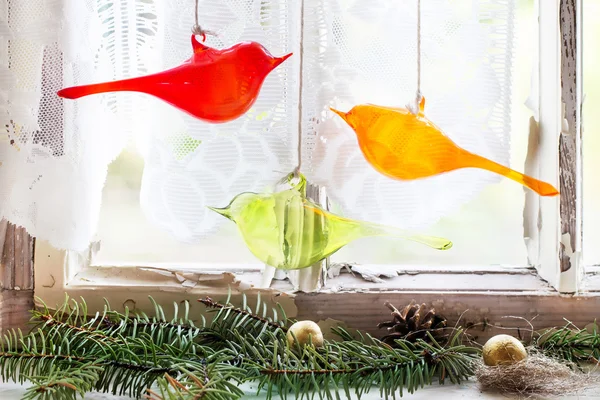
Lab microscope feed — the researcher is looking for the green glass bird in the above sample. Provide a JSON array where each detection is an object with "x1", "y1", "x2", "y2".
[{"x1": 208, "y1": 176, "x2": 453, "y2": 270}]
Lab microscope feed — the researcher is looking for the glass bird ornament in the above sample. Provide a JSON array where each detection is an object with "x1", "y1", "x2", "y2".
[
  {"x1": 57, "y1": 35, "x2": 293, "y2": 123},
  {"x1": 331, "y1": 97, "x2": 559, "y2": 197},
  {"x1": 208, "y1": 187, "x2": 453, "y2": 271}
]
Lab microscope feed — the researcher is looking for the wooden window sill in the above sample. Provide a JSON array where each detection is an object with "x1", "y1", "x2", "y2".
[{"x1": 31, "y1": 243, "x2": 600, "y2": 346}]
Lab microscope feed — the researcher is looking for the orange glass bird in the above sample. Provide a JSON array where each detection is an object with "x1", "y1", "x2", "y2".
[
  {"x1": 57, "y1": 35, "x2": 292, "y2": 123},
  {"x1": 331, "y1": 97, "x2": 559, "y2": 197}
]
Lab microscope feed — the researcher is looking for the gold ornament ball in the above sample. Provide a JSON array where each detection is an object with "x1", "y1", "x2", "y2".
[
  {"x1": 482, "y1": 334, "x2": 527, "y2": 366},
  {"x1": 286, "y1": 320, "x2": 324, "y2": 348}
]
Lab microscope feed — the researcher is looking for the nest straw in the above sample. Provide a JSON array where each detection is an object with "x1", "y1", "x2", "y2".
[{"x1": 476, "y1": 348, "x2": 599, "y2": 397}]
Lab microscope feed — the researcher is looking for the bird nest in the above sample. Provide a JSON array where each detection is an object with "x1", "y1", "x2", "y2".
[{"x1": 475, "y1": 349, "x2": 599, "y2": 397}]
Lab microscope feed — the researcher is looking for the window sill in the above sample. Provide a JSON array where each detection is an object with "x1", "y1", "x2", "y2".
[
  {"x1": 60, "y1": 264, "x2": 553, "y2": 293},
  {"x1": 30, "y1": 240, "x2": 600, "y2": 347}
]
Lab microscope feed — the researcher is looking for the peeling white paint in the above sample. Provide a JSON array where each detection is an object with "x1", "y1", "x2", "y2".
[
  {"x1": 180, "y1": 280, "x2": 197, "y2": 288},
  {"x1": 561, "y1": 101, "x2": 570, "y2": 134},
  {"x1": 259, "y1": 265, "x2": 277, "y2": 289},
  {"x1": 561, "y1": 232, "x2": 574, "y2": 259},
  {"x1": 559, "y1": 232, "x2": 582, "y2": 292},
  {"x1": 350, "y1": 264, "x2": 398, "y2": 283},
  {"x1": 560, "y1": 232, "x2": 582, "y2": 273},
  {"x1": 327, "y1": 263, "x2": 353, "y2": 279}
]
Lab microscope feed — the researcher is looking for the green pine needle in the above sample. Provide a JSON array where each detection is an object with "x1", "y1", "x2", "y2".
[
  {"x1": 0, "y1": 293, "x2": 482, "y2": 400},
  {"x1": 535, "y1": 320, "x2": 600, "y2": 365}
]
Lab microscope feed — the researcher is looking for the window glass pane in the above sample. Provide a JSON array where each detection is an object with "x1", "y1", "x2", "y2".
[
  {"x1": 93, "y1": 0, "x2": 295, "y2": 267},
  {"x1": 95, "y1": 0, "x2": 534, "y2": 269},
  {"x1": 319, "y1": 0, "x2": 534, "y2": 267},
  {"x1": 95, "y1": 145, "x2": 260, "y2": 266}
]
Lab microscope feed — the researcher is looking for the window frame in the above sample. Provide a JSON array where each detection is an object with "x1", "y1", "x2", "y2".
[
  {"x1": 531, "y1": 0, "x2": 583, "y2": 292},
  {"x1": 0, "y1": 0, "x2": 593, "y2": 338}
]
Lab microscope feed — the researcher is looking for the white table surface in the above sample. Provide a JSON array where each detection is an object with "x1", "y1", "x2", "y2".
[{"x1": 0, "y1": 379, "x2": 598, "y2": 400}]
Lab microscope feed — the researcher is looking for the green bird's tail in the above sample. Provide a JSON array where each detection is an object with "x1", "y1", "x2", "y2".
[{"x1": 325, "y1": 211, "x2": 453, "y2": 251}]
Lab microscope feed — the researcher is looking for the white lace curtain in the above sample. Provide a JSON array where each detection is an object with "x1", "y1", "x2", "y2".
[{"x1": 0, "y1": 0, "x2": 515, "y2": 274}]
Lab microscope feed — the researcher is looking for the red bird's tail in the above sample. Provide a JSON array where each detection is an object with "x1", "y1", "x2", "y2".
[{"x1": 57, "y1": 76, "x2": 150, "y2": 100}]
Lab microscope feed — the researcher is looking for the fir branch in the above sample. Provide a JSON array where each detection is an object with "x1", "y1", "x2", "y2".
[
  {"x1": 146, "y1": 356, "x2": 246, "y2": 400},
  {"x1": 111, "y1": 297, "x2": 202, "y2": 333},
  {"x1": 2, "y1": 294, "x2": 483, "y2": 400},
  {"x1": 100, "y1": 298, "x2": 206, "y2": 350},
  {"x1": 0, "y1": 348, "x2": 180, "y2": 393},
  {"x1": 0, "y1": 352, "x2": 86, "y2": 363},
  {"x1": 35, "y1": 296, "x2": 209, "y2": 357},
  {"x1": 110, "y1": 319, "x2": 200, "y2": 333},
  {"x1": 535, "y1": 321, "x2": 600, "y2": 365},
  {"x1": 251, "y1": 330, "x2": 478, "y2": 400},
  {"x1": 0, "y1": 321, "x2": 191, "y2": 399},
  {"x1": 37, "y1": 313, "x2": 118, "y2": 343},
  {"x1": 102, "y1": 360, "x2": 175, "y2": 375},
  {"x1": 199, "y1": 296, "x2": 288, "y2": 332},
  {"x1": 262, "y1": 368, "x2": 352, "y2": 375},
  {"x1": 22, "y1": 363, "x2": 102, "y2": 400}
]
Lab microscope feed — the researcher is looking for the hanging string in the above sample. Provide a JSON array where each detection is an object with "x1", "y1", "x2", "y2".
[
  {"x1": 407, "y1": 0, "x2": 422, "y2": 115},
  {"x1": 416, "y1": 0, "x2": 421, "y2": 97},
  {"x1": 191, "y1": 0, "x2": 216, "y2": 41},
  {"x1": 293, "y1": 0, "x2": 306, "y2": 179}
]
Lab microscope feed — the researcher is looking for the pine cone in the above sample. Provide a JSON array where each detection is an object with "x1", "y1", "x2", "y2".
[{"x1": 378, "y1": 300, "x2": 447, "y2": 346}]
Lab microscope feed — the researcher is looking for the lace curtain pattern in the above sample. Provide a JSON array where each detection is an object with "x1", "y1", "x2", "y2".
[
  {"x1": 0, "y1": 0, "x2": 515, "y2": 263},
  {"x1": 302, "y1": 0, "x2": 514, "y2": 230}
]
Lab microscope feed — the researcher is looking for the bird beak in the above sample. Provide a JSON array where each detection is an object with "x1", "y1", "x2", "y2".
[
  {"x1": 330, "y1": 108, "x2": 346, "y2": 120},
  {"x1": 207, "y1": 206, "x2": 233, "y2": 220},
  {"x1": 330, "y1": 107, "x2": 353, "y2": 128},
  {"x1": 271, "y1": 52, "x2": 293, "y2": 69}
]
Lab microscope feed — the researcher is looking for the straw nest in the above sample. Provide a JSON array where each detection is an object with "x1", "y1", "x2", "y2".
[{"x1": 476, "y1": 349, "x2": 599, "y2": 397}]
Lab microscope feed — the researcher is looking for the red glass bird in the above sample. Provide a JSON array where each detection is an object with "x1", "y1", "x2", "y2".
[{"x1": 57, "y1": 35, "x2": 293, "y2": 123}]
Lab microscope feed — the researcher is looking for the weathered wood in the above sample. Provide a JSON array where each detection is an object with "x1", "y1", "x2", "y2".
[
  {"x1": 0, "y1": 220, "x2": 34, "y2": 291},
  {"x1": 559, "y1": 0, "x2": 582, "y2": 272},
  {"x1": 0, "y1": 290, "x2": 35, "y2": 334},
  {"x1": 0, "y1": 219, "x2": 35, "y2": 333},
  {"x1": 32, "y1": 234, "x2": 600, "y2": 346},
  {"x1": 295, "y1": 292, "x2": 600, "y2": 344}
]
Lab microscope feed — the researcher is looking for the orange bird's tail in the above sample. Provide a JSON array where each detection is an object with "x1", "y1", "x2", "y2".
[{"x1": 460, "y1": 150, "x2": 559, "y2": 197}]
